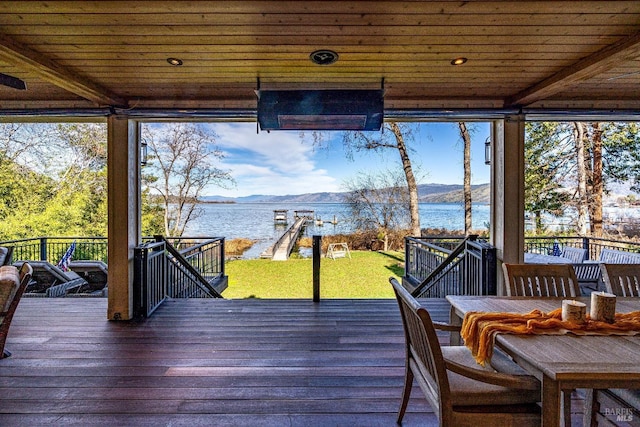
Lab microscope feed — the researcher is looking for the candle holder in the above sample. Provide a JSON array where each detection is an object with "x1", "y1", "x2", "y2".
[
  {"x1": 590, "y1": 292, "x2": 617, "y2": 323},
  {"x1": 562, "y1": 300, "x2": 587, "y2": 324}
]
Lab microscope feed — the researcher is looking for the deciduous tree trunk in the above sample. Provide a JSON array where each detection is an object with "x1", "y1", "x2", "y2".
[
  {"x1": 590, "y1": 122, "x2": 604, "y2": 237},
  {"x1": 389, "y1": 122, "x2": 421, "y2": 236},
  {"x1": 574, "y1": 122, "x2": 589, "y2": 235},
  {"x1": 458, "y1": 122, "x2": 473, "y2": 235}
]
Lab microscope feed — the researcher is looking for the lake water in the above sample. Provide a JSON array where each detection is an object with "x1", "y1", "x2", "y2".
[
  {"x1": 184, "y1": 202, "x2": 491, "y2": 258},
  {"x1": 183, "y1": 202, "x2": 640, "y2": 258}
]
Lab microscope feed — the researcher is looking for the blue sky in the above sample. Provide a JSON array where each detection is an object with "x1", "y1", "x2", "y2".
[{"x1": 208, "y1": 122, "x2": 491, "y2": 197}]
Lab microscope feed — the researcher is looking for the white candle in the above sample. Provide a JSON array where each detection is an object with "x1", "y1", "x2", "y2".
[
  {"x1": 562, "y1": 299, "x2": 587, "y2": 324},
  {"x1": 590, "y1": 292, "x2": 617, "y2": 323}
]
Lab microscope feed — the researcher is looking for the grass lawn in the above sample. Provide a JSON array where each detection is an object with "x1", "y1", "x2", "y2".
[{"x1": 223, "y1": 250, "x2": 405, "y2": 299}]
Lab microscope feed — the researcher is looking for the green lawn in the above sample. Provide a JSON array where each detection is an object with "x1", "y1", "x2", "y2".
[{"x1": 223, "y1": 250, "x2": 405, "y2": 299}]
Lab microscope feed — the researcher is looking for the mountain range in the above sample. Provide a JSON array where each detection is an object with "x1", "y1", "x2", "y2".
[{"x1": 202, "y1": 183, "x2": 491, "y2": 204}]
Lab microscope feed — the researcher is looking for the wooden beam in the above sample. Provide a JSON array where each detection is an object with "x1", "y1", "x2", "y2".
[
  {"x1": 506, "y1": 31, "x2": 640, "y2": 107},
  {"x1": 0, "y1": 34, "x2": 128, "y2": 107}
]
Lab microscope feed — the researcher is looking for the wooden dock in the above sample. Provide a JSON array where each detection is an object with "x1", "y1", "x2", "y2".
[{"x1": 260, "y1": 217, "x2": 307, "y2": 260}]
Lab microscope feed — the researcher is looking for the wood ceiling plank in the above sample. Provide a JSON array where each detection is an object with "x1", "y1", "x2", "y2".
[
  {"x1": 33, "y1": 44, "x2": 602, "y2": 55},
  {"x1": 47, "y1": 52, "x2": 589, "y2": 61},
  {"x1": 10, "y1": 34, "x2": 622, "y2": 46},
  {"x1": 507, "y1": 31, "x2": 640, "y2": 106},
  {"x1": 0, "y1": 1, "x2": 637, "y2": 15},
  {"x1": 2, "y1": 13, "x2": 639, "y2": 27},
  {"x1": 0, "y1": 34, "x2": 128, "y2": 107},
  {"x1": 55, "y1": 59, "x2": 564, "y2": 69},
  {"x1": 2, "y1": 24, "x2": 636, "y2": 38}
]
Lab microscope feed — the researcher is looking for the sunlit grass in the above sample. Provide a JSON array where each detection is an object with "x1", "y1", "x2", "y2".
[{"x1": 223, "y1": 250, "x2": 405, "y2": 299}]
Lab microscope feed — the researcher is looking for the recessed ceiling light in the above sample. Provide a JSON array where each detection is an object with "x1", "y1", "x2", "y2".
[
  {"x1": 310, "y1": 50, "x2": 339, "y2": 65},
  {"x1": 167, "y1": 57, "x2": 183, "y2": 66},
  {"x1": 451, "y1": 57, "x2": 468, "y2": 66}
]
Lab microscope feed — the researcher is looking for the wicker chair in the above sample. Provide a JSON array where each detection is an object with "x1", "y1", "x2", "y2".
[
  {"x1": 502, "y1": 262, "x2": 580, "y2": 297},
  {"x1": 0, "y1": 262, "x2": 32, "y2": 358},
  {"x1": 390, "y1": 277, "x2": 541, "y2": 426}
]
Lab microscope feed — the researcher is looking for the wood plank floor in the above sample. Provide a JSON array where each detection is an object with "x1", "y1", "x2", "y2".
[
  {"x1": 0, "y1": 298, "x2": 588, "y2": 426},
  {"x1": 0, "y1": 298, "x2": 447, "y2": 426}
]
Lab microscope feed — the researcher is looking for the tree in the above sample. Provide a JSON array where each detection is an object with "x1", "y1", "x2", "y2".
[
  {"x1": 342, "y1": 170, "x2": 410, "y2": 251},
  {"x1": 0, "y1": 123, "x2": 110, "y2": 239},
  {"x1": 141, "y1": 123, "x2": 234, "y2": 237},
  {"x1": 340, "y1": 122, "x2": 421, "y2": 236},
  {"x1": 574, "y1": 122, "x2": 590, "y2": 234},
  {"x1": 524, "y1": 122, "x2": 571, "y2": 233},
  {"x1": 458, "y1": 122, "x2": 473, "y2": 235},
  {"x1": 589, "y1": 122, "x2": 604, "y2": 236}
]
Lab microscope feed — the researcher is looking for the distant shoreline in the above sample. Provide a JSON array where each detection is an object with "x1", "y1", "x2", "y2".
[{"x1": 199, "y1": 200, "x2": 236, "y2": 204}]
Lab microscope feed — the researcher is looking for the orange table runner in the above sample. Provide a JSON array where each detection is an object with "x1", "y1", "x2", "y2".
[{"x1": 461, "y1": 309, "x2": 640, "y2": 365}]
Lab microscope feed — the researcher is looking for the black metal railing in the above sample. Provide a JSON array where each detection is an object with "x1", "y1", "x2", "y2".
[
  {"x1": 2, "y1": 236, "x2": 108, "y2": 264},
  {"x1": 524, "y1": 236, "x2": 640, "y2": 260},
  {"x1": 134, "y1": 240, "x2": 167, "y2": 317},
  {"x1": 404, "y1": 235, "x2": 496, "y2": 298},
  {"x1": 134, "y1": 236, "x2": 226, "y2": 317}
]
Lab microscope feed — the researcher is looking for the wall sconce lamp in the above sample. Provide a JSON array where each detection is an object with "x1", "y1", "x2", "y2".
[
  {"x1": 484, "y1": 137, "x2": 491, "y2": 165},
  {"x1": 141, "y1": 141, "x2": 148, "y2": 166}
]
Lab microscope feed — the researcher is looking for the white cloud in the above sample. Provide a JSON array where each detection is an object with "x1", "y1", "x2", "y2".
[{"x1": 207, "y1": 123, "x2": 340, "y2": 197}]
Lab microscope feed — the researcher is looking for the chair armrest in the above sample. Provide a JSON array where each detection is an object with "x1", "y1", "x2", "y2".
[
  {"x1": 432, "y1": 321, "x2": 461, "y2": 332},
  {"x1": 444, "y1": 358, "x2": 540, "y2": 391}
]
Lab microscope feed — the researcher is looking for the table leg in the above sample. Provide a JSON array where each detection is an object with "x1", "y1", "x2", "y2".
[
  {"x1": 542, "y1": 376, "x2": 561, "y2": 427},
  {"x1": 449, "y1": 304, "x2": 462, "y2": 345}
]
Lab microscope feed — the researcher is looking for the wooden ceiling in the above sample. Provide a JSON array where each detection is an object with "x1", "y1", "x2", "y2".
[{"x1": 1, "y1": 1, "x2": 640, "y2": 117}]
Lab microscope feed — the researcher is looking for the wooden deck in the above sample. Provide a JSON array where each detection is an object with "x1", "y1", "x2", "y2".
[
  {"x1": 0, "y1": 298, "x2": 588, "y2": 426},
  {"x1": 0, "y1": 298, "x2": 444, "y2": 426}
]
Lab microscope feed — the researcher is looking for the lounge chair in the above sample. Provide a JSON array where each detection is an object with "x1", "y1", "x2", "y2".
[
  {"x1": 23, "y1": 260, "x2": 88, "y2": 297},
  {"x1": 0, "y1": 262, "x2": 32, "y2": 358},
  {"x1": 0, "y1": 246, "x2": 13, "y2": 266}
]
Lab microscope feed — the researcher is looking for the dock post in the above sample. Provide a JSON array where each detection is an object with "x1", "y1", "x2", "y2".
[{"x1": 313, "y1": 235, "x2": 321, "y2": 302}]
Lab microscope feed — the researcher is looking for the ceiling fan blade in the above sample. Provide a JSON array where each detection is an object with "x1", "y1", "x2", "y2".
[{"x1": 0, "y1": 72, "x2": 27, "y2": 90}]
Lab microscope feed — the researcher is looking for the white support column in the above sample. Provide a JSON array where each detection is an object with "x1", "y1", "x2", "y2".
[
  {"x1": 107, "y1": 116, "x2": 141, "y2": 320},
  {"x1": 490, "y1": 115, "x2": 525, "y2": 294}
]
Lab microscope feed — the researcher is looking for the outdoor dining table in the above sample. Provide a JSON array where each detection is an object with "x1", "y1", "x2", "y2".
[
  {"x1": 524, "y1": 252, "x2": 573, "y2": 264},
  {"x1": 446, "y1": 295, "x2": 640, "y2": 427}
]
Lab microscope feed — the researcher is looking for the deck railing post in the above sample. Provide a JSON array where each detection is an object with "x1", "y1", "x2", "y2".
[
  {"x1": 583, "y1": 236, "x2": 591, "y2": 260},
  {"x1": 313, "y1": 235, "x2": 321, "y2": 302},
  {"x1": 220, "y1": 237, "x2": 225, "y2": 277},
  {"x1": 39, "y1": 237, "x2": 47, "y2": 261},
  {"x1": 133, "y1": 245, "x2": 146, "y2": 318}
]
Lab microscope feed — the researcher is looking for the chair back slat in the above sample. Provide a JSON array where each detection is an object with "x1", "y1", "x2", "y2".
[
  {"x1": 561, "y1": 246, "x2": 587, "y2": 263},
  {"x1": 391, "y1": 278, "x2": 449, "y2": 409},
  {"x1": 600, "y1": 264, "x2": 640, "y2": 297},
  {"x1": 502, "y1": 263, "x2": 580, "y2": 297}
]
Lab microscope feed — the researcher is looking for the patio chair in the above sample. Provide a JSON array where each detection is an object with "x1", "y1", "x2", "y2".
[
  {"x1": 502, "y1": 263, "x2": 580, "y2": 297},
  {"x1": 390, "y1": 277, "x2": 541, "y2": 426},
  {"x1": 561, "y1": 246, "x2": 588, "y2": 263},
  {"x1": 600, "y1": 263, "x2": 640, "y2": 297},
  {"x1": 582, "y1": 264, "x2": 640, "y2": 426},
  {"x1": 0, "y1": 262, "x2": 32, "y2": 358},
  {"x1": 502, "y1": 262, "x2": 581, "y2": 425}
]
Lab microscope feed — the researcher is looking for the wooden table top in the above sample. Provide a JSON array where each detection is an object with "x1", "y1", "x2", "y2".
[{"x1": 447, "y1": 296, "x2": 640, "y2": 383}]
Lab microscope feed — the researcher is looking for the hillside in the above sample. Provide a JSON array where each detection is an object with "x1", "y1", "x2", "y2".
[{"x1": 202, "y1": 183, "x2": 491, "y2": 204}]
